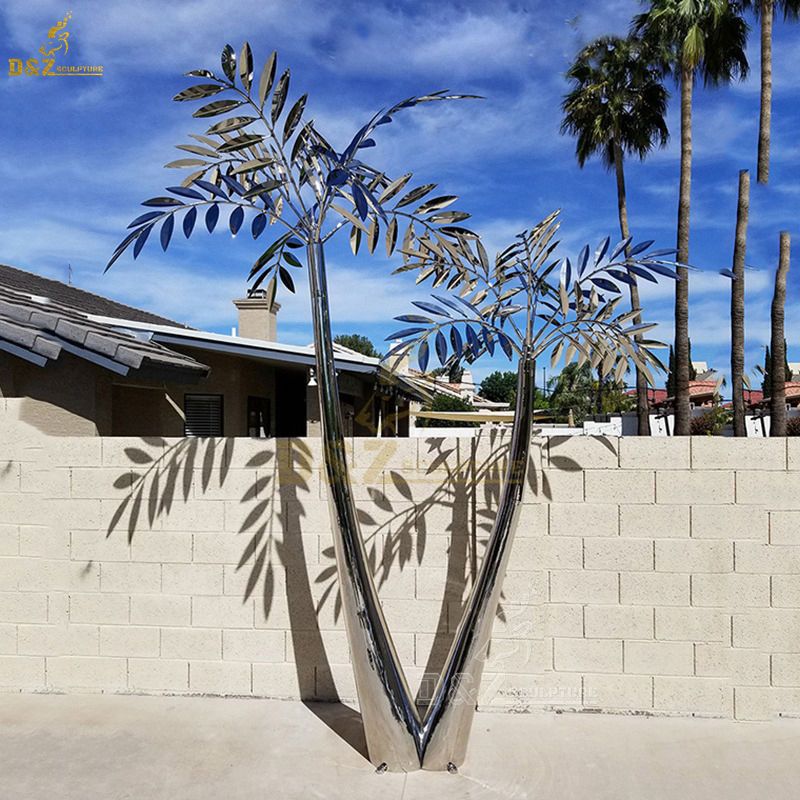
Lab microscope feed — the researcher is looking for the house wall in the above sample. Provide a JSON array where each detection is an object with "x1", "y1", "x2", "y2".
[{"x1": 4, "y1": 423, "x2": 800, "y2": 721}]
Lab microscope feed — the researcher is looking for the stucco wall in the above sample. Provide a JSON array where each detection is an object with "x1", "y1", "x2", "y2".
[{"x1": 1, "y1": 417, "x2": 800, "y2": 720}]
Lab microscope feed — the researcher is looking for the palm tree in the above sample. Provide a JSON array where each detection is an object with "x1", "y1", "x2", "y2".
[
  {"x1": 741, "y1": 1, "x2": 800, "y2": 183},
  {"x1": 730, "y1": 169, "x2": 750, "y2": 436},
  {"x1": 635, "y1": 0, "x2": 748, "y2": 436},
  {"x1": 561, "y1": 34, "x2": 668, "y2": 436},
  {"x1": 770, "y1": 232, "x2": 791, "y2": 435}
]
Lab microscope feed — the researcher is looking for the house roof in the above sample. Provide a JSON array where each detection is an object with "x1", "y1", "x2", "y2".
[
  {"x1": 0, "y1": 283, "x2": 208, "y2": 381},
  {"x1": 0, "y1": 264, "x2": 187, "y2": 328}
]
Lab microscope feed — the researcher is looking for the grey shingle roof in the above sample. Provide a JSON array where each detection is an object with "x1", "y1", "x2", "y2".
[
  {"x1": 0, "y1": 284, "x2": 208, "y2": 381},
  {"x1": 0, "y1": 264, "x2": 188, "y2": 328}
]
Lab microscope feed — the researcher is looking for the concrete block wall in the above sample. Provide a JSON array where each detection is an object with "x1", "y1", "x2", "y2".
[{"x1": 2, "y1": 421, "x2": 800, "y2": 721}]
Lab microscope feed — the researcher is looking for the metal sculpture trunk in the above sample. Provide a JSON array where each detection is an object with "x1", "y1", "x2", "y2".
[{"x1": 309, "y1": 236, "x2": 536, "y2": 772}]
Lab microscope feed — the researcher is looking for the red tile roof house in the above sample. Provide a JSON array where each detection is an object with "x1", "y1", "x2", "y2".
[{"x1": 0, "y1": 264, "x2": 425, "y2": 439}]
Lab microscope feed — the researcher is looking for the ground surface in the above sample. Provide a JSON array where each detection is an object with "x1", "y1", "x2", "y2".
[{"x1": 1, "y1": 694, "x2": 799, "y2": 799}]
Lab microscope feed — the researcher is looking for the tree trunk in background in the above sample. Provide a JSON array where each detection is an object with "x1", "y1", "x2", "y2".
[
  {"x1": 614, "y1": 140, "x2": 650, "y2": 435},
  {"x1": 731, "y1": 170, "x2": 750, "y2": 436},
  {"x1": 770, "y1": 232, "x2": 790, "y2": 436},
  {"x1": 674, "y1": 65, "x2": 694, "y2": 435},
  {"x1": 758, "y1": 0, "x2": 775, "y2": 184}
]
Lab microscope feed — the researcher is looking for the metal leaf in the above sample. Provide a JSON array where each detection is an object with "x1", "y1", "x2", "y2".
[
  {"x1": 127, "y1": 211, "x2": 163, "y2": 229},
  {"x1": 258, "y1": 51, "x2": 277, "y2": 109},
  {"x1": 252, "y1": 214, "x2": 267, "y2": 239},
  {"x1": 239, "y1": 42, "x2": 253, "y2": 91},
  {"x1": 221, "y1": 44, "x2": 236, "y2": 82},
  {"x1": 385, "y1": 218, "x2": 398, "y2": 257},
  {"x1": 379, "y1": 173, "x2": 412, "y2": 203},
  {"x1": 350, "y1": 226, "x2": 361, "y2": 255},
  {"x1": 450, "y1": 327, "x2": 463, "y2": 358},
  {"x1": 165, "y1": 158, "x2": 208, "y2": 168},
  {"x1": 183, "y1": 207, "x2": 197, "y2": 238},
  {"x1": 418, "y1": 340, "x2": 430, "y2": 372},
  {"x1": 194, "y1": 179, "x2": 228, "y2": 200},
  {"x1": 282, "y1": 94, "x2": 307, "y2": 143},
  {"x1": 173, "y1": 84, "x2": 224, "y2": 102},
  {"x1": 231, "y1": 158, "x2": 274, "y2": 176},
  {"x1": 217, "y1": 133, "x2": 265, "y2": 153},
  {"x1": 205, "y1": 116, "x2": 258, "y2": 135},
  {"x1": 193, "y1": 99, "x2": 243, "y2": 118},
  {"x1": 395, "y1": 314, "x2": 432, "y2": 324},
  {"x1": 387, "y1": 326, "x2": 427, "y2": 339},
  {"x1": 367, "y1": 219, "x2": 379, "y2": 254},
  {"x1": 414, "y1": 195, "x2": 457, "y2": 215},
  {"x1": 142, "y1": 196, "x2": 184, "y2": 207},
  {"x1": 160, "y1": 215, "x2": 174, "y2": 251},
  {"x1": 229, "y1": 206, "x2": 244, "y2": 236},
  {"x1": 132, "y1": 224, "x2": 153, "y2": 259},
  {"x1": 352, "y1": 183, "x2": 369, "y2": 220},
  {"x1": 278, "y1": 266, "x2": 295, "y2": 293},
  {"x1": 412, "y1": 300, "x2": 451, "y2": 318},
  {"x1": 242, "y1": 179, "x2": 283, "y2": 200},
  {"x1": 205, "y1": 204, "x2": 219, "y2": 233},
  {"x1": 435, "y1": 331, "x2": 448, "y2": 365},
  {"x1": 271, "y1": 69, "x2": 290, "y2": 124},
  {"x1": 395, "y1": 183, "x2": 436, "y2": 208}
]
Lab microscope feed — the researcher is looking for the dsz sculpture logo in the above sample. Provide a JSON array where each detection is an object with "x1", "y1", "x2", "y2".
[{"x1": 8, "y1": 11, "x2": 104, "y2": 78}]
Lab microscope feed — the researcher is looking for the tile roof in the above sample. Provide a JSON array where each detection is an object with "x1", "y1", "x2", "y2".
[
  {"x1": 0, "y1": 284, "x2": 207, "y2": 381},
  {"x1": 0, "y1": 264, "x2": 187, "y2": 328}
]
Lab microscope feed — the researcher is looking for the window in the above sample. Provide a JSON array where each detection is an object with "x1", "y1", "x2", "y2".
[{"x1": 184, "y1": 394, "x2": 223, "y2": 436}]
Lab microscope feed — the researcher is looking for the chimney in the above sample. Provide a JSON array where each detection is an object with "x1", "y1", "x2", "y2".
[{"x1": 233, "y1": 292, "x2": 281, "y2": 341}]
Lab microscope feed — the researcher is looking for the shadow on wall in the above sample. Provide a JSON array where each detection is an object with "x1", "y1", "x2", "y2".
[{"x1": 106, "y1": 432, "x2": 584, "y2": 748}]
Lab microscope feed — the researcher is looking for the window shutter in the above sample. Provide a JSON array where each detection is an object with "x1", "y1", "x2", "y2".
[{"x1": 184, "y1": 394, "x2": 223, "y2": 436}]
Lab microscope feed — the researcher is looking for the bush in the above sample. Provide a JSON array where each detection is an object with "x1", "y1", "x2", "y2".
[
  {"x1": 415, "y1": 393, "x2": 478, "y2": 427},
  {"x1": 690, "y1": 407, "x2": 730, "y2": 436},
  {"x1": 787, "y1": 417, "x2": 800, "y2": 436}
]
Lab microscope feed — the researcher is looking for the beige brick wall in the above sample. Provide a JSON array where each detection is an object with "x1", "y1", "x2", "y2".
[{"x1": 2, "y1": 422, "x2": 800, "y2": 721}]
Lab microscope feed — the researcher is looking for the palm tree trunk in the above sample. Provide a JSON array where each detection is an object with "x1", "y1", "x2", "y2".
[
  {"x1": 674, "y1": 64, "x2": 694, "y2": 436},
  {"x1": 306, "y1": 241, "x2": 420, "y2": 770},
  {"x1": 731, "y1": 170, "x2": 750, "y2": 436},
  {"x1": 758, "y1": 0, "x2": 775, "y2": 184},
  {"x1": 613, "y1": 140, "x2": 650, "y2": 435},
  {"x1": 770, "y1": 232, "x2": 790, "y2": 436}
]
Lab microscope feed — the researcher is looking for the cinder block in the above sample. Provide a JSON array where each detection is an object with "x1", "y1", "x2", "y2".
[
  {"x1": 101, "y1": 437, "x2": 164, "y2": 468},
  {"x1": 691, "y1": 506, "x2": 768, "y2": 541},
  {"x1": 625, "y1": 640, "x2": 694, "y2": 676},
  {"x1": 657, "y1": 471, "x2": 734, "y2": 505},
  {"x1": 380, "y1": 598, "x2": 444, "y2": 634},
  {"x1": 189, "y1": 660, "x2": 251, "y2": 695},
  {"x1": 252, "y1": 662, "x2": 312, "y2": 699},
  {"x1": 130, "y1": 595, "x2": 190, "y2": 627},
  {"x1": 46, "y1": 656, "x2": 126, "y2": 689},
  {"x1": 511, "y1": 536, "x2": 582, "y2": 571},
  {"x1": 620, "y1": 573, "x2": 689, "y2": 606},
  {"x1": 0, "y1": 623, "x2": 15, "y2": 654},
  {"x1": 0, "y1": 525, "x2": 18, "y2": 556},
  {"x1": 286, "y1": 629, "x2": 350, "y2": 666},
  {"x1": 18, "y1": 624, "x2": 98, "y2": 656},
  {"x1": 772, "y1": 654, "x2": 800, "y2": 687},
  {"x1": 619, "y1": 438, "x2": 689, "y2": 470},
  {"x1": 516, "y1": 503, "x2": 549, "y2": 536},
  {"x1": 554, "y1": 637, "x2": 622, "y2": 673},
  {"x1": 161, "y1": 628, "x2": 221, "y2": 660},
  {"x1": 353, "y1": 438, "x2": 416, "y2": 471},
  {"x1": 375, "y1": 566, "x2": 416, "y2": 601},
  {"x1": 654, "y1": 676, "x2": 733, "y2": 716},
  {"x1": 315, "y1": 664, "x2": 358, "y2": 702},
  {"x1": 695, "y1": 644, "x2": 769, "y2": 686},
  {"x1": 655, "y1": 608, "x2": 728, "y2": 643},
  {"x1": 47, "y1": 437, "x2": 102, "y2": 467},
  {"x1": 478, "y1": 672, "x2": 583, "y2": 710},
  {"x1": 223, "y1": 629, "x2": 285, "y2": 662},
  {"x1": 733, "y1": 610, "x2": 800, "y2": 649},
  {"x1": 0, "y1": 655, "x2": 44, "y2": 687},
  {"x1": 19, "y1": 527, "x2": 69, "y2": 559},
  {"x1": 129, "y1": 658, "x2": 188, "y2": 692},
  {"x1": 192, "y1": 596, "x2": 255, "y2": 628},
  {"x1": 550, "y1": 571, "x2": 618, "y2": 604},
  {"x1": 131, "y1": 532, "x2": 192, "y2": 564},
  {"x1": 733, "y1": 687, "x2": 777, "y2": 720},
  {"x1": 489, "y1": 603, "x2": 583, "y2": 639},
  {"x1": 550, "y1": 504, "x2": 618, "y2": 537},
  {"x1": 548, "y1": 436, "x2": 618, "y2": 470},
  {"x1": 691, "y1": 574, "x2": 769, "y2": 607},
  {"x1": 100, "y1": 562, "x2": 161, "y2": 593},
  {"x1": 71, "y1": 529, "x2": 131, "y2": 562},
  {"x1": 770, "y1": 511, "x2": 800, "y2": 545},
  {"x1": 485, "y1": 637, "x2": 552, "y2": 674},
  {"x1": 736, "y1": 472, "x2": 800, "y2": 508},
  {"x1": 734, "y1": 543, "x2": 800, "y2": 574},
  {"x1": 162, "y1": 564, "x2": 222, "y2": 595},
  {"x1": 584, "y1": 470, "x2": 654, "y2": 504},
  {"x1": 692, "y1": 438, "x2": 786, "y2": 471},
  {"x1": 2, "y1": 558, "x2": 100, "y2": 593},
  {"x1": 771, "y1": 576, "x2": 800, "y2": 608},
  {"x1": 528, "y1": 470, "x2": 584, "y2": 504},
  {"x1": 584, "y1": 605, "x2": 653, "y2": 640},
  {"x1": 99, "y1": 625, "x2": 159, "y2": 657},
  {"x1": 70, "y1": 467, "x2": 136, "y2": 499},
  {"x1": 0, "y1": 592, "x2": 48, "y2": 623},
  {"x1": 498, "y1": 571, "x2": 548, "y2": 606},
  {"x1": 583, "y1": 673, "x2": 653, "y2": 710},
  {"x1": 69, "y1": 593, "x2": 129, "y2": 624},
  {"x1": 620, "y1": 504, "x2": 689, "y2": 539},
  {"x1": 656, "y1": 540, "x2": 733, "y2": 573},
  {"x1": 584, "y1": 538, "x2": 653, "y2": 571},
  {"x1": 161, "y1": 500, "x2": 225, "y2": 532},
  {"x1": 415, "y1": 567, "x2": 470, "y2": 603}
]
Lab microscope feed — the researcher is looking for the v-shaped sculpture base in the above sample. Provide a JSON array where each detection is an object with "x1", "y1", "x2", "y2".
[{"x1": 310, "y1": 240, "x2": 536, "y2": 772}]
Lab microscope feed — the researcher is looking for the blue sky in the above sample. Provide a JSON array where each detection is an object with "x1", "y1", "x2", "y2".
[{"x1": 2, "y1": 0, "x2": 799, "y2": 391}]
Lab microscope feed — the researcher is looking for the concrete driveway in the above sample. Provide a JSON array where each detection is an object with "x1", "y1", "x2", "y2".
[{"x1": 1, "y1": 694, "x2": 799, "y2": 799}]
